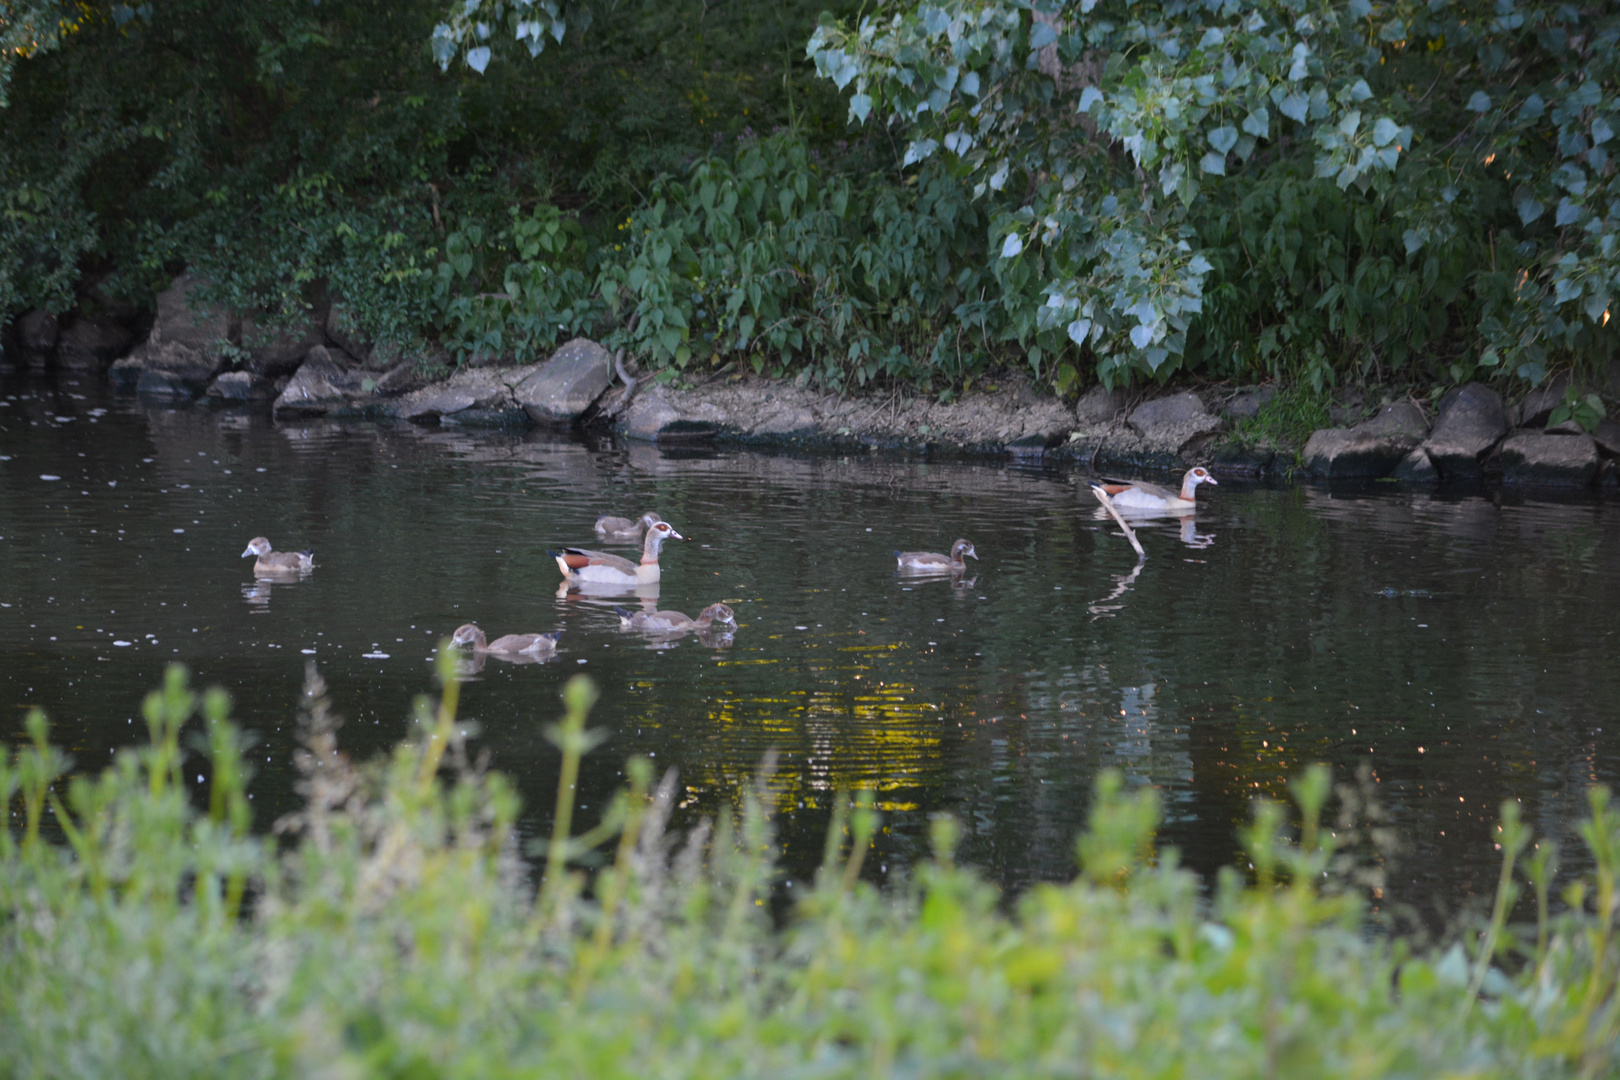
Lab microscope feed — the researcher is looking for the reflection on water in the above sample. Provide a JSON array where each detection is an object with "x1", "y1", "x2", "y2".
[{"x1": 3, "y1": 369, "x2": 1620, "y2": 921}]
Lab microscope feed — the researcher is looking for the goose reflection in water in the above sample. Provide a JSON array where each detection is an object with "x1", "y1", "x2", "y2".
[
  {"x1": 455, "y1": 649, "x2": 560, "y2": 677},
  {"x1": 1088, "y1": 507, "x2": 1215, "y2": 550},
  {"x1": 1089, "y1": 559, "x2": 1145, "y2": 620}
]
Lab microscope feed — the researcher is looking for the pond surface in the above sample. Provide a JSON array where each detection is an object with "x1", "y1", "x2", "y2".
[{"x1": 4, "y1": 369, "x2": 1620, "y2": 923}]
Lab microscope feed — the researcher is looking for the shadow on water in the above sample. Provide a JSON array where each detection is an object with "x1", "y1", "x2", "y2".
[{"x1": 3, "y1": 369, "x2": 1620, "y2": 924}]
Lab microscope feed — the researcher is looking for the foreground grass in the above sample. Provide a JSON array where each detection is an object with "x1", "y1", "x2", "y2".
[{"x1": 2, "y1": 657, "x2": 1617, "y2": 1079}]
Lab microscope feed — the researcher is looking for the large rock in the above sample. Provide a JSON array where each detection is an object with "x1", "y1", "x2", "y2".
[
  {"x1": 55, "y1": 317, "x2": 133, "y2": 370},
  {"x1": 1125, "y1": 392, "x2": 1221, "y2": 453},
  {"x1": 1301, "y1": 428, "x2": 1416, "y2": 479},
  {"x1": 111, "y1": 341, "x2": 221, "y2": 398},
  {"x1": 272, "y1": 346, "x2": 362, "y2": 417},
  {"x1": 11, "y1": 310, "x2": 59, "y2": 364},
  {"x1": 1075, "y1": 384, "x2": 1130, "y2": 425},
  {"x1": 1353, "y1": 401, "x2": 1429, "y2": 440},
  {"x1": 1499, "y1": 432, "x2": 1600, "y2": 487},
  {"x1": 391, "y1": 364, "x2": 534, "y2": 426},
  {"x1": 1223, "y1": 386, "x2": 1276, "y2": 420},
  {"x1": 149, "y1": 273, "x2": 235, "y2": 355},
  {"x1": 1591, "y1": 419, "x2": 1620, "y2": 459},
  {"x1": 239, "y1": 314, "x2": 324, "y2": 378},
  {"x1": 622, "y1": 386, "x2": 728, "y2": 442},
  {"x1": 1517, "y1": 374, "x2": 1571, "y2": 428},
  {"x1": 513, "y1": 338, "x2": 615, "y2": 424},
  {"x1": 207, "y1": 371, "x2": 275, "y2": 401},
  {"x1": 1421, "y1": 382, "x2": 1506, "y2": 481},
  {"x1": 1391, "y1": 448, "x2": 1439, "y2": 484}
]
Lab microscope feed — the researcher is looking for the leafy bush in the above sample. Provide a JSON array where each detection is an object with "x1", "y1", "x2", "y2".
[{"x1": 3, "y1": 658, "x2": 1620, "y2": 1077}]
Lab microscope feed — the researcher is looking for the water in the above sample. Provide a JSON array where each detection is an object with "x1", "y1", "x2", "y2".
[{"x1": 4, "y1": 370, "x2": 1620, "y2": 922}]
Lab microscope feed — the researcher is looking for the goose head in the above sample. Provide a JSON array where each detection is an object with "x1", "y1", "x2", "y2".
[
  {"x1": 241, "y1": 537, "x2": 273, "y2": 558},
  {"x1": 450, "y1": 624, "x2": 484, "y2": 648},
  {"x1": 950, "y1": 539, "x2": 978, "y2": 562},
  {"x1": 697, "y1": 602, "x2": 737, "y2": 628}
]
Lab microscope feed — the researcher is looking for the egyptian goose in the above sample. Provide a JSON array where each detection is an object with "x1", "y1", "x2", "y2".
[
  {"x1": 451, "y1": 623, "x2": 562, "y2": 657},
  {"x1": 552, "y1": 519, "x2": 683, "y2": 586},
  {"x1": 1096, "y1": 467, "x2": 1217, "y2": 512},
  {"x1": 615, "y1": 602, "x2": 736, "y2": 634},
  {"x1": 895, "y1": 539, "x2": 977, "y2": 574},
  {"x1": 241, "y1": 537, "x2": 314, "y2": 577},
  {"x1": 594, "y1": 511, "x2": 661, "y2": 540}
]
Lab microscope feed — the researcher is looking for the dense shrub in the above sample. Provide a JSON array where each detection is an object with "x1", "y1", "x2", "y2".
[{"x1": 3, "y1": 658, "x2": 1620, "y2": 1077}]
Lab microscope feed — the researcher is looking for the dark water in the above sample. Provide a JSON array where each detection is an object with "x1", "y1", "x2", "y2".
[{"x1": 4, "y1": 370, "x2": 1619, "y2": 921}]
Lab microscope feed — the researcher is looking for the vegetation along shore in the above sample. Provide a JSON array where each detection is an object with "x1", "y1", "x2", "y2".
[
  {"x1": 3, "y1": 1, "x2": 1617, "y2": 485},
  {"x1": 3, "y1": 659, "x2": 1620, "y2": 1076}
]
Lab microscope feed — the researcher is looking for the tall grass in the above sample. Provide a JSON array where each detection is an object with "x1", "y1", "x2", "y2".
[{"x1": 2, "y1": 653, "x2": 1617, "y2": 1078}]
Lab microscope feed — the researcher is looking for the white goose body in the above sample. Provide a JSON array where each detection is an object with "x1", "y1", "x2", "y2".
[
  {"x1": 1097, "y1": 467, "x2": 1217, "y2": 512},
  {"x1": 552, "y1": 520, "x2": 683, "y2": 586},
  {"x1": 616, "y1": 602, "x2": 736, "y2": 634},
  {"x1": 241, "y1": 536, "x2": 314, "y2": 577}
]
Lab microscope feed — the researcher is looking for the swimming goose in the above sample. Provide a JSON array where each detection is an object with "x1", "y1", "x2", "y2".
[
  {"x1": 615, "y1": 602, "x2": 736, "y2": 634},
  {"x1": 896, "y1": 539, "x2": 977, "y2": 574},
  {"x1": 451, "y1": 624, "x2": 562, "y2": 657},
  {"x1": 1095, "y1": 467, "x2": 1217, "y2": 512},
  {"x1": 241, "y1": 537, "x2": 314, "y2": 577},
  {"x1": 552, "y1": 519, "x2": 683, "y2": 586},
  {"x1": 594, "y1": 511, "x2": 661, "y2": 541}
]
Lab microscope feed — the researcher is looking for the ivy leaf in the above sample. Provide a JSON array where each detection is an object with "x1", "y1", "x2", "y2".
[
  {"x1": 1208, "y1": 125, "x2": 1238, "y2": 154},
  {"x1": 850, "y1": 94, "x2": 872, "y2": 123},
  {"x1": 1077, "y1": 86, "x2": 1104, "y2": 113},
  {"x1": 1403, "y1": 229, "x2": 1424, "y2": 255},
  {"x1": 1593, "y1": 116, "x2": 1614, "y2": 146},
  {"x1": 1466, "y1": 91, "x2": 1491, "y2": 113},
  {"x1": 1556, "y1": 198, "x2": 1581, "y2": 226},
  {"x1": 1348, "y1": 79, "x2": 1372, "y2": 102},
  {"x1": 1129, "y1": 323, "x2": 1155, "y2": 349},
  {"x1": 466, "y1": 46, "x2": 491, "y2": 74},
  {"x1": 902, "y1": 137, "x2": 938, "y2": 166},
  {"x1": 1001, "y1": 232, "x2": 1024, "y2": 258},
  {"x1": 1516, "y1": 196, "x2": 1544, "y2": 225},
  {"x1": 1029, "y1": 21, "x2": 1058, "y2": 49},
  {"x1": 1067, "y1": 318, "x2": 1093, "y2": 346},
  {"x1": 1371, "y1": 117, "x2": 1400, "y2": 147},
  {"x1": 1200, "y1": 151, "x2": 1227, "y2": 175},
  {"x1": 1242, "y1": 109, "x2": 1269, "y2": 138}
]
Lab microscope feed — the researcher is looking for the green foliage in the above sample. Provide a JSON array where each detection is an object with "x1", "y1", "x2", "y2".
[
  {"x1": 6, "y1": 1, "x2": 1618, "y2": 398},
  {"x1": 1548, "y1": 385, "x2": 1607, "y2": 433},
  {"x1": 808, "y1": 0, "x2": 1620, "y2": 390},
  {"x1": 5, "y1": 663, "x2": 1620, "y2": 1076}
]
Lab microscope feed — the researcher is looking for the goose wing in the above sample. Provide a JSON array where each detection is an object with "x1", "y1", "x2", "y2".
[{"x1": 553, "y1": 547, "x2": 639, "y2": 576}]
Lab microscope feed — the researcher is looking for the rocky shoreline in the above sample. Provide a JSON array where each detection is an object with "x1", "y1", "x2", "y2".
[{"x1": 6, "y1": 274, "x2": 1619, "y2": 489}]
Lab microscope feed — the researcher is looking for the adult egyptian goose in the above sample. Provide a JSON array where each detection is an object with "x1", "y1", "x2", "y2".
[
  {"x1": 451, "y1": 624, "x2": 562, "y2": 657},
  {"x1": 241, "y1": 537, "x2": 314, "y2": 577},
  {"x1": 895, "y1": 539, "x2": 977, "y2": 574},
  {"x1": 1096, "y1": 467, "x2": 1217, "y2": 512},
  {"x1": 594, "y1": 511, "x2": 661, "y2": 541},
  {"x1": 552, "y1": 519, "x2": 683, "y2": 586},
  {"x1": 615, "y1": 602, "x2": 736, "y2": 634}
]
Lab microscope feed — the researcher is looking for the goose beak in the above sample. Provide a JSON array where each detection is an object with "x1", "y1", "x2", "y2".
[
  {"x1": 240, "y1": 546, "x2": 255, "y2": 558},
  {"x1": 667, "y1": 527, "x2": 685, "y2": 540}
]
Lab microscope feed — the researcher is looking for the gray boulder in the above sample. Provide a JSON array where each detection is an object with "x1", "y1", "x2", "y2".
[
  {"x1": 1517, "y1": 374, "x2": 1571, "y2": 428},
  {"x1": 621, "y1": 386, "x2": 727, "y2": 442},
  {"x1": 1391, "y1": 448, "x2": 1439, "y2": 484},
  {"x1": 513, "y1": 338, "x2": 615, "y2": 424},
  {"x1": 207, "y1": 371, "x2": 275, "y2": 401},
  {"x1": 391, "y1": 364, "x2": 533, "y2": 426},
  {"x1": 1499, "y1": 432, "x2": 1599, "y2": 487},
  {"x1": 149, "y1": 273, "x2": 235, "y2": 355},
  {"x1": 1223, "y1": 386, "x2": 1276, "y2": 420},
  {"x1": 1353, "y1": 401, "x2": 1429, "y2": 440},
  {"x1": 1126, "y1": 392, "x2": 1221, "y2": 454},
  {"x1": 12, "y1": 310, "x2": 59, "y2": 364},
  {"x1": 55, "y1": 317, "x2": 133, "y2": 370},
  {"x1": 1421, "y1": 382, "x2": 1506, "y2": 481},
  {"x1": 239, "y1": 314, "x2": 324, "y2": 378},
  {"x1": 1075, "y1": 384, "x2": 1129, "y2": 425},
  {"x1": 111, "y1": 341, "x2": 221, "y2": 398},
  {"x1": 1590, "y1": 419, "x2": 1620, "y2": 458},
  {"x1": 1301, "y1": 428, "x2": 1416, "y2": 479},
  {"x1": 272, "y1": 346, "x2": 361, "y2": 417}
]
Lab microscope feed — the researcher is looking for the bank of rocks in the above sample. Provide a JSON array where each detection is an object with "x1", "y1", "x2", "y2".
[{"x1": 13, "y1": 271, "x2": 1620, "y2": 491}]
